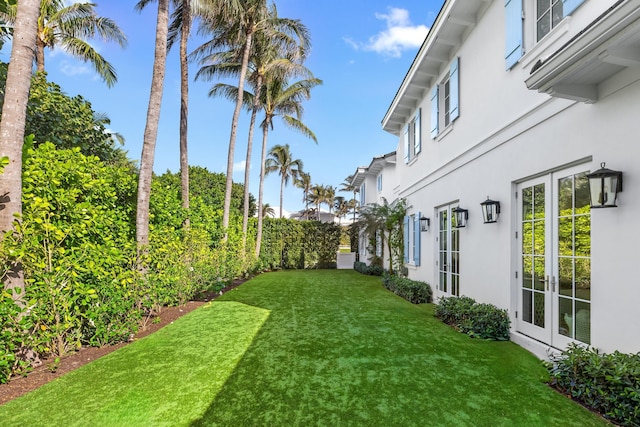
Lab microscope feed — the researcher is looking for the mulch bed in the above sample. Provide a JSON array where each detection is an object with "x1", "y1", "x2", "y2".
[{"x1": 0, "y1": 278, "x2": 249, "y2": 406}]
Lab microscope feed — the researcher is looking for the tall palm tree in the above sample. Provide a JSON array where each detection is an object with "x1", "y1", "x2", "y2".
[
  {"x1": 194, "y1": 0, "x2": 269, "y2": 238},
  {"x1": 265, "y1": 143, "x2": 302, "y2": 219},
  {"x1": 202, "y1": 27, "x2": 303, "y2": 254},
  {"x1": 339, "y1": 174, "x2": 359, "y2": 223},
  {"x1": 134, "y1": 0, "x2": 169, "y2": 269},
  {"x1": 334, "y1": 196, "x2": 349, "y2": 225},
  {"x1": 325, "y1": 185, "x2": 336, "y2": 215},
  {"x1": 2, "y1": 0, "x2": 128, "y2": 87},
  {"x1": 196, "y1": 2, "x2": 311, "y2": 243},
  {"x1": 254, "y1": 73, "x2": 321, "y2": 257},
  {"x1": 261, "y1": 203, "x2": 275, "y2": 218},
  {"x1": 294, "y1": 170, "x2": 311, "y2": 219},
  {"x1": 167, "y1": 0, "x2": 194, "y2": 228},
  {"x1": 308, "y1": 183, "x2": 325, "y2": 220},
  {"x1": 0, "y1": 0, "x2": 40, "y2": 301}
]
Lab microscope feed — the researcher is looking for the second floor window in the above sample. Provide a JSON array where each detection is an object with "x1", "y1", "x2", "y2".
[
  {"x1": 431, "y1": 57, "x2": 459, "y2": 138},
  {"x1": 403, "y1": 108, "x2": 422, "y2": 163},
  {"x1": 377, "y1": 174, "x2": 382, "y2": 192},
  {"x1": 537, "y1": 0, "x2": 563, "y2": 41}
]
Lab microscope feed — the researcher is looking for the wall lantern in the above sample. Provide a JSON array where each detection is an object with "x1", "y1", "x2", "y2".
[
  {"x1": 480, "y1": 197, "x2": 500, "y2": 223},
  {"x1": 586, "y1": 162, "x2": 623, "y2": 208},
  {"x1": 452, "y1": 206, "x2": 468, "y2": 228},
  {"x1": 420, "y1": 216, "x2": 430, "y2": 232}
]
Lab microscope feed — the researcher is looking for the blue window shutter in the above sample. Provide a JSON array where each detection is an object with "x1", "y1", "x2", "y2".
[
  {"x1": 505, "y1": 0, "x2": 523, "y2": 70},
  {"x1": 430, "y1": 86, "x2": 439, "y2": 138},
  {"x1": 414, "y1": 212, "x2": 421, "y2": 266},
  {"x1": 403, "y1": 126, "x2": 410, "y2": 163},
  {"x1": 414, "y1": 108, "x2": 422, "y2": 154},
  {"x1": 404, "y1": 216, "x2": 410, "y2": 264},
  {"x1": 563, "y1": 0, "x2": 584, "y2": 16},
  {"x1": 449, "y1": 58, "x2": 460, "y2": 122}
]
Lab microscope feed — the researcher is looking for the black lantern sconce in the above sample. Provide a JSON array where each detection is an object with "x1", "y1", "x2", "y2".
[
  {"x1": 480, "y1": 197, "x2": 500, "y2": 224},
  {"x1": 420, "y1": 216, "x2": 430, "y2": 232},
  {"x1": 452, "y1": 206, "x2": 468, "y2": 228},
  {"x1": 586, "y1": 162, "x2": 623, "y2": 208}
]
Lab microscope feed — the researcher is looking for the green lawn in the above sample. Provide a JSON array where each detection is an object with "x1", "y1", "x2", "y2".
[{"x1": 0, "y1": 270, "x2": 607, "y2": 426}]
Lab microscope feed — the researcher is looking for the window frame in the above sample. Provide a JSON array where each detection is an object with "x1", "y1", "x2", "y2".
[
  {"x1": 404, "y1": 108, "x2": 422, "y2": 163},
  {"x1": 431, "y1": 57, "x2": 460, "y2": 139},
  {"x1": 377, "y1": 173, "x2": 382, "y2": 192}
]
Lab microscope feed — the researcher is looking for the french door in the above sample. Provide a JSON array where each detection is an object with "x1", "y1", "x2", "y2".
[
  {"x1": 437, "y1": 205, "x2": 460, "y2": 296},
  {"x1": 517, "y1": 166, "x2": 591, "y2": 347}
]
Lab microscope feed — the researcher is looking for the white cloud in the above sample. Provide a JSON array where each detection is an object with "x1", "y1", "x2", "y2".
[
  {"x1": 59, "y1": 60, "x2": 92, "y2": 77},
  {"x1": 233, "y1": 160, "x2": 246, "y2": 173},
  {"x1": 348, "y1": 7, "x2": 428, "y2": 58}
]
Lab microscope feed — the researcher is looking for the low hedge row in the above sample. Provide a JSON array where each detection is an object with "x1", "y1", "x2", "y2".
[
  {"x1": 547, "y1": 344, "x2": 640, "y2": 426},
  {"x1": 434, "y1": 296, "x2": 510, "y2": 341},
  {"x1": 382, "y1": 273, "x2": 432, "y2": 304},
  {"x1": 353, "y1": 261, "x2": 383, "y2": 276}
]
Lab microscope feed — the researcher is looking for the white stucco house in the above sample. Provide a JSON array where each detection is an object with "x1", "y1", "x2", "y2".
[
  {"x1": 366, "y1": 0, "x2": 640, "y2": 357},
  {"x1": 350, "y1": 151, "x2": 398, "y2": 266}
]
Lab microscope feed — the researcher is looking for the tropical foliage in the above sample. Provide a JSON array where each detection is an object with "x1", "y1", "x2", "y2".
[{"x1": 0, "y1": 1, "x2": 328, "y2": 385}]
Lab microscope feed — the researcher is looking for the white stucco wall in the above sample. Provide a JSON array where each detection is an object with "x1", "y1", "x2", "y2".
[{"x1": 388, "y1": 0, "x2": 640, "y2": 354}]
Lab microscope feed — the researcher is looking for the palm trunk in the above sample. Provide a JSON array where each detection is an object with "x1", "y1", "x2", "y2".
[
  {"x1": 179, "y1": 0, "x2": 190, "y2": 229},
  {"x1": 279, "y1": 176, "x2": 284, "y2": 219},
  {"x1": 242, "y1": 77, "x2": 262, "y2": 255},
  {"x1": 222, "y1": 28, "x2": 254, "y2": 238},
  {"x1": 0, "y1": 0, "x2": 40, "y2": 302},
  {"x1": 35, "y1": 37, "x2": 45, "y2": 73},
  {"x1": 136, "y1": 0, "x2": 169, "y2": 270},
  {"x1": 255, "y1": 121, "x2": 270, "y2": 258}
]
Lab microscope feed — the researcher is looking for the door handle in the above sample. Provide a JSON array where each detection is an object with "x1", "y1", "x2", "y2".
[{"x1": 537, "y1": 275, "x2": 550, "y2": 290}]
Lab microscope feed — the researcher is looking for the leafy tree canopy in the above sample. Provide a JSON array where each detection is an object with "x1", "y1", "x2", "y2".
[
  {"x1": 0, "y1": 63, "x2": 128, "y2": 163},
  {"x1": 155, "y1": 166, "x2": 256, "y2": 217}
]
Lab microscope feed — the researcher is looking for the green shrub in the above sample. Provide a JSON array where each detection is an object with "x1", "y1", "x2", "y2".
[
  {"x1": 354, "y1": 261, "x2": 383, "y2": 276},
  {"x1": 434, "y1": 295, "x2": 476, "y2": 325},
  {"x1": 435, "y1": 296, "x2": 510, "y2": 341},
  {"x1": 382, "y1": 273, "x2": 432, "y2": 304},
  {"x1": 547, "y1": 344, "x2": 640, "y2": 426}
]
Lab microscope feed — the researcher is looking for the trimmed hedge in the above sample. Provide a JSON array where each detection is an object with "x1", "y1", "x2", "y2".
[
  {"x1": 547, "y1": 344, "x2": 640, "y2": 426},
  {"x1": 382, "y1": 273, "x2": 432, "y2": 304},
  {"x1": 435, "y1": 296, "x2": 510, "y2": 341},
  {"x1": 354, "y1": 261, "x2": 383, "y2": 276}
]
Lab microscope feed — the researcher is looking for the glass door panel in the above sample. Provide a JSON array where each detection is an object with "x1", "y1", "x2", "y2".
[
  {"x1": 438, "y1": 205, "x2": 459, "y2": 296},
  {"x1": 554, "y1": 171, "x2": 591, "y2": 346}
]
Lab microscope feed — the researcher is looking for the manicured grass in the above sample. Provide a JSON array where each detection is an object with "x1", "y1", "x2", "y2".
[{"x1": 0, "y1": 270, "x2": 607, "y2": 426}]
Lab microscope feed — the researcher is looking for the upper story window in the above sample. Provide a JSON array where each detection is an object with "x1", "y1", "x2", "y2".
[
  {"x1": 377, "y1": 173, "x2": 382, "y2": 192},
  {"x1": 403, "y1": 108, "x2": 422, "y2": 163},
  {"x1": 505, "y1": 0, "x2": 586, "y2": 69},
  {"x1": 360, "y1": 183, "x2": 366, "y2": 206},
  {"x1": 537, "y1": 0, "x2": 563, "y2": 41},
  {"x1": 431, "y1": 57, "x2": 460, "y2": 138}
]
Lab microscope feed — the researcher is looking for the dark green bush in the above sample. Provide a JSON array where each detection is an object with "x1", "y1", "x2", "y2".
[
  {"x1": 382, "y1": 273, "x2": 432, "y2": 304},
  {"x1": 434, "y1": 295, "x2": 476, "y2": 325},
  {"x1": 354, "y1": 261, "x2": 383, "y2": 276},
  {"x1": 435, "y1": 296, "x2": 510, "y2": 341},
  {"x1": 547, "y1": 344, "x2": 640, "y2": 426}
]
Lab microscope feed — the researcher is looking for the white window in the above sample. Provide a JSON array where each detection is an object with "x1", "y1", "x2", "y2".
[
  {"x1": 537, "y1": 0, "x2": 563, "y2": 41},
  {"x1": 403, "y1": 213, "x2": 421, "y2": 266},
  {"x1": 431, "y1": 58, "x2": 459, "y2": 138},
  {"x1": 377, "y1": 173, "x2": 382, "y2": 192},
  {"x1": 404, "y1": 108, "x2": 422, "y2": 163},
  {"x1": 360, "y1": 183, "x2": 366, "y2": 206},
  {"x1": 504, "y1": 0, "x2": 585, "y2": 69}
]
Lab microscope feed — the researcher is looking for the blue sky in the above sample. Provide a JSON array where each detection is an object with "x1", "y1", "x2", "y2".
[{"x1": 3, "y1": 1, "x2": 444, "y2": 214}]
